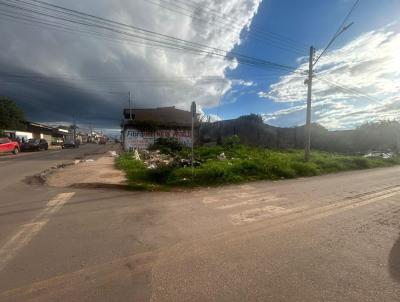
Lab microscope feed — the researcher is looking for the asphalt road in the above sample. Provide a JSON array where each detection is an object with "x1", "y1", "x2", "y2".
[{"x1": 0, "y1": 146, "x2": 399, "y2": 301}]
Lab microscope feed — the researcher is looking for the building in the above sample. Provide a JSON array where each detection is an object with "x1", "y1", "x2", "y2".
[
  {"x1": 122, "y1": 106, "x2": 197, "y2": 151},
  {"x1": 26, "y1": 122, "x2": 66, "y2": 144},
  {"x1": 2, "y1": 122, "x2": 68, "y2": 144}
]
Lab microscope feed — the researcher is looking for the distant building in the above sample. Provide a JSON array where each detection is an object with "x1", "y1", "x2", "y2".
[
  {"x1": 3, "y1": 122, "x2": 67, "y2": 144},
  {"x1": 122, "y1": 106, "x2": 197, "y2": 151}
]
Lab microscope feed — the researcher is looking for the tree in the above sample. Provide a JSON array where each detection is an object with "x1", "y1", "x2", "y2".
[{"x1": 0, "y1": 98, "x2": 26, "y2": 130}]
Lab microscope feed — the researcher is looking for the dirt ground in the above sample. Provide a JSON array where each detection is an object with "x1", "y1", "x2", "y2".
[{"x1": 47, "y1": 154, "x2": 126, "y2": 188}]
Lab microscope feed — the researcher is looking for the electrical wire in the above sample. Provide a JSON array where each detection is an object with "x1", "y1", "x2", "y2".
[
  {"x1": 317, "y1": 77, "x2": 381, "y2": 103},
  {"x1": 313, "y1": 0, "x2": 360, "y2": 66},
  {"x1": 146, "y1": 0, "x2": 308, "y2": 55},
  {"x1": 0, "y1": 0, "x2": 301, "y2": 75}
]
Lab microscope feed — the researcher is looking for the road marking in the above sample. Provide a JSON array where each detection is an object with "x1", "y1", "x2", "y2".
[
  {"x1": 0, "y1": 192, "x2": 75, "y2": 272},
  {"x1": 216, "y1": 197, "x2": 283, "y2": 210},
  {"x1": 234, "y1": 187, "x2": 400, "y2": 226},
  {"x1": 202, "y1": 191, "x2": 277, "y2": 205},
  {"x1": 230, "y1": 205, "x2": 303, "y2": 225}
]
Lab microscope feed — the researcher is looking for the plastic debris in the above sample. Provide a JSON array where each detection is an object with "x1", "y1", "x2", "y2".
[
  {"x1": 108, "y1": 150, "x2": 118, "y2": 157},
  {"x1": 217, "y1": 152, "x2": 227, "y2": 161},
  {"x1": 133, "y1": 149, "x2": 141, "y2": 160}
]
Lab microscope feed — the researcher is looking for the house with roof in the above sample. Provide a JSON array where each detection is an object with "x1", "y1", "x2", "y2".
[{"x1": 122, "y1": 106, "x2": 198, "y2": 151}]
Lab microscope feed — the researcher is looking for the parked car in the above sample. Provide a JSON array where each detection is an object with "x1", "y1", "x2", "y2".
[
  {"x1": 62, "y1": 140, "x2": 80, "y2": 149},
  {"x1": 99, "y1": 138, "x2": 107, "y2": 145},
  {"x1": 21, "y1": 139, "x2": 49, "y2": 151},
  {"x1": 0, "y1": 137, "x2": 20, "y2": 154}
]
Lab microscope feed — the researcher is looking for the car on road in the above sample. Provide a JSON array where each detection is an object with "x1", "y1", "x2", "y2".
[
  {"x1": 62, "y1": 140, "x2": 80, "y2": 149},
  {"x1": 21, "y1": 139, "x2": 49, "y2": 151},
  {"x1": 99, "y1": 138, "x2": 107, "y2": 145},
  {"x1": 0, "y1": 137, "x2": 20, "y2": 154}
]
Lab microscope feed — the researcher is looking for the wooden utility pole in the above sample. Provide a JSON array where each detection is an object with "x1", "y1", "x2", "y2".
[{"x1": 304, "y1": 46, "x2": 315, "y2": 161}]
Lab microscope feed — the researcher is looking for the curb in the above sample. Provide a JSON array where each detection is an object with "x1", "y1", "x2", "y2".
[
  {"x1": 24, "y1": 148, "x2": 120, "y2": 187},
  {"x1": 24, "y1": 161, "x2": 76, "y2": 186},
  {"x1": 68, "y1": 182, "x2": 131, "y2": 190}
]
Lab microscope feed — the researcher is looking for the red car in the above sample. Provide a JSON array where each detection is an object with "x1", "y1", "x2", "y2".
[{"x1": 0, "y1": 137, "x2": 20, "y2": 155}]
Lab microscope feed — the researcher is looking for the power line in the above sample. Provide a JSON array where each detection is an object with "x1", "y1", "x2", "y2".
[
  {"x1": 0, "y1": 0, "x2": 300, "y2": 74},
  {"x1": 176, "y1": 0, "x2": 309, "y2": 48},
  {"x1": 317, "y1": 77, "x2": 381, "y2": 103},
  {"x1": 0, "y1": 71, "x2": 287, "y2": 84},
  {"x1": 313, "y1": 0, "x2": 360, "y2": 66},
  {"x1": 145, "y1": 0, "x2": 308, "y2": 55}
]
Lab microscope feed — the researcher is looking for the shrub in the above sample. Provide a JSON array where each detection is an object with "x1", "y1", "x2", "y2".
[
  {"x1": 290, "y1": 161, "x2": 320, "y2": 176},
  {"x1": 223, "y1": 135, "x2": 240, "y2": 149},
  {"x1": 147, "y1": 164, "x2": 175, "y2": 183},
  {"x1": 150, "y1": 137, "x2": 184, "y2": 154},
  {"x1": 352, "y1": 157, "x2": 370, "y2": 169}
]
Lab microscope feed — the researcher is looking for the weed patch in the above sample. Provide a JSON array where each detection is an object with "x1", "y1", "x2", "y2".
[{"x1": 116, "y1": 146, "x2": 400, "y2": 190}]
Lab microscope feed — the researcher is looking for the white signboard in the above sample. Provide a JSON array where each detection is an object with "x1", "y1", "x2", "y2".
[{"x1": 124, "y1": 128, "x2": 192, "y2": 151}]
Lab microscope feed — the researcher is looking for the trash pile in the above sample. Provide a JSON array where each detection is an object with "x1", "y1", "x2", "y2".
[
  {"x1": 140, "y1": 150, "x2": 175, "y2": 169},
  {"x1": 130, "y1": 149, "x2": 199, "y2": 170},
  {"x1": 363, "y1": 151, "x2": 394, "y2": 159}
]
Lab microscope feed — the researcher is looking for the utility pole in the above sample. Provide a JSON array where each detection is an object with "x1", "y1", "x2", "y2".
[
  {"x1": 73, "y1": 114, "x2": 77, "y2": 146},
  {"x1": 304, "y1": 46, "x2": 315, "y2": 162},
  {"x1": 89, "y1": 123, "x2": 93, "y2": 143},
  {"x1": 191, "y1": 101, "x2": 196, "y2": 177},
  {"x1": 128, "y1": 91, "x2": 133, "y2": 120}
]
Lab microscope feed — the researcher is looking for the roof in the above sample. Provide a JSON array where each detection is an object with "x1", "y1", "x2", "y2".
[
  {"x1": 123, "y1": 106, "x2": 196, "y2": 127},
  {"x1": 26, "y1": 122, "x2": 54, "y2": 131}
]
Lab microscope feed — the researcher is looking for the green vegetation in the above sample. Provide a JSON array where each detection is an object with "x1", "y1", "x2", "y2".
[
  {"x1": 116, "y1": 142, "x2": 400, "y2": 190},
  {"x1": 0, "y1": 97, "x2": 26, "y2": 131},
  {"x1": 150, "y1": 137, "x2": 183, "y2": 154}
]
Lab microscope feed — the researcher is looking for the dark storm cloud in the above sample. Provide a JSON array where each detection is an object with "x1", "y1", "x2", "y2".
[{"x1": 0, "y1": 0, "x2": 261, "y2": 128}]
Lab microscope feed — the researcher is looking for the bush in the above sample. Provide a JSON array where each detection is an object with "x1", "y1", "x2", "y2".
[
  {"x1": 150, "y1": 137, "x2": 184, "y2": 154},
  {"x1": 290, "y1": 161, "x2": 320, "y2": 176},
  {"x1": 147, "y1": 164, "x2": 175, "y2": 183},
  {"x1": 223, "y1": 135, "x2": 240, "y2": 149}
]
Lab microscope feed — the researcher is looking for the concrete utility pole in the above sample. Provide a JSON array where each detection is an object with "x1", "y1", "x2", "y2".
[{"x1": 304, "y1": 46, "x2": 315, "y2": 162}]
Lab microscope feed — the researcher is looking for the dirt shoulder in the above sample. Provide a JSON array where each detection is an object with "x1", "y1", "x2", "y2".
[{"x1": 47, "y1": 152, "x2": 127, "y2": 189}]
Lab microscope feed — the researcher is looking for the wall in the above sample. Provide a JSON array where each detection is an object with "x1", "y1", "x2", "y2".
[{"x1": 124, "y1": 128, "x2": 192, "y2": 151}]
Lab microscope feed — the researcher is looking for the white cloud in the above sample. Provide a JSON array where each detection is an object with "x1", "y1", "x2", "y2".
[
  {"x1": 0, "y1": 0, "x2": 261, "y2": 126},
  {"x1": 233, "y1": 80, "x2": 257, "y2": 87},
  {"x1": 259, "y1": 25, "x2": 400, "y2": 129},
  {"x1": 206, "y1": 114, "x2": 223, "y2": 122}
]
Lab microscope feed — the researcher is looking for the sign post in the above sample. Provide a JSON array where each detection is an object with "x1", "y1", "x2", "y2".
[{"x1": 191, "y1": 102, "x2": 196, "y2": 177}]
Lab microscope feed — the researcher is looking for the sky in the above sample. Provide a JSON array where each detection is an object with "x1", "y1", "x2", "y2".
[{"x1": 0, "y1": 0, "x2": 399, "y2": 133}]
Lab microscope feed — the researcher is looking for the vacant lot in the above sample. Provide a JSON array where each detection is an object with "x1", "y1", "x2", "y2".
[{"x1": 116, "y1": 143, "x2": 400, "y2": 190}]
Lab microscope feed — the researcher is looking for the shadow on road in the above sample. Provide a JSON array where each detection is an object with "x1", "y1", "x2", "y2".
[{"x1": 389, "y1": 233, "x2": 400, "y2": 282}]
